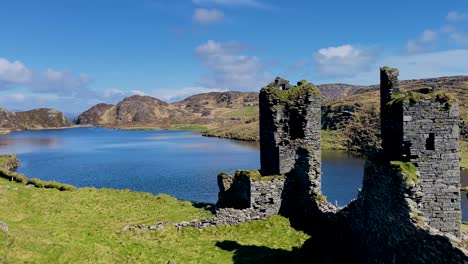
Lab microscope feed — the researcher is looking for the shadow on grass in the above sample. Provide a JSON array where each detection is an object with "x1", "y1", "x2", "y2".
[
  {"x1": 216, "y1": 240, "x2": 303, "y2": 264},
  {"x1": 190, "y1": 201, "x2": 216, "y2": 214}
]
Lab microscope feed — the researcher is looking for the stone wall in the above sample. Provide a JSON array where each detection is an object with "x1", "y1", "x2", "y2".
[
  {"x1": 216, "y1": 170, "x2": 286, "y2": 218},
  {"x1": 208, "y1": 71, "x2": 467, "y2": 262},
  {"x1": 380, "y1": 66, "x2": 403, "y2": 160},
  {"x1": 259, "y1": 77, "x2": 321, "y2": 176},
  {"x1": 402, "y1": 99, "x2": 461, "y2": 236},
  {"x1": 379, "y1": 66, "x2": 461, "y2": 237},
  {"x1": 314, "y1": 156, "x2": 467, "y2": 263}
]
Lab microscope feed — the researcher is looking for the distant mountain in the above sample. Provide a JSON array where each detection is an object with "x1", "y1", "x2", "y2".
[
  {"x1": 74, "y1": 92, "x2": 260, "y2": 128},
  {"x1": 0, "y1": 108, "x2": 73, "y2": 131},
  {"x1": 74, "y1": 83, "x2": 363, "y2": 128}
]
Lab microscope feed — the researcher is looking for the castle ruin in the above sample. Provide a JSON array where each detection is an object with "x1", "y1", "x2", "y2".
[
  {"x1": 380, "y1": 67, "x2": 461, "y2": 236},
  {"x1": 214, "y1": 67, "x2": 467, "y2": 262}
]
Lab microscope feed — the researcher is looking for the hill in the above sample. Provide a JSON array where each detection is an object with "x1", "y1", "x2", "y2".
[
  {"x1": 75, "y1": 83, "x2": 367, "y2": 130},
  {"x1": 0, "y1": 108, "x2": 73, "y2": 133},
  {"x1": 203, "y1": 76, "x2": 468, "y2": 168}
]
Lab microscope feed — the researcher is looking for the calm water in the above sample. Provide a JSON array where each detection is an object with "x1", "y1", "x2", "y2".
[
  {"x1": 0, "y1": 128, "x2": 364, "y2": 206},
  {"x1": 461, "y1": 170, "x2": 468, "y2": 222}
]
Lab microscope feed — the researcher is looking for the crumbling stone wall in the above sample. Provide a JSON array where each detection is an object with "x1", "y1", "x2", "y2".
[
  {"x1": 209, "y1": 71, "x2": 466, "y2": 262},
  {"x1": 402, "y1": 99, "x2": 461, "y2": 236},
  {"x1": 216, "y1": 170, "x2": 286, "y2": 217},
  {"x1": 380, "y1": 66, "x2": 461, "y2": 237},
  {"x1": 259, "y1": 77, "x2": 321, "y2": 176}
]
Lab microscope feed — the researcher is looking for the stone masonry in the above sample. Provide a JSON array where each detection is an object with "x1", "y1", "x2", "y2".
[
  {"x1": 380, "y1": 66, "x2": 461, "y2": 237},
  {"x1": 216, "y1": 78, "x2": 323, "y2": 218},
  {"x1": 130, "y1": 69, "x2": 466, "y2": 262},
  {"x1": 259, "y1": 77, "x2": 321, "y2": 176}
]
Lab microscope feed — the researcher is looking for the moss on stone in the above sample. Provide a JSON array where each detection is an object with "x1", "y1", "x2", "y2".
[
  {"x1": 390, "y1": 161, "x2": 419, "y2": 184},
  {"x1": 315, "y1": 194, "x2": 328, "y2": 204},
  {"x1": 381, "y1": 66, "x2": 400, "y2": 79},
  {"x1": 387, "y1": 91, "x2": 456, "y2": 110},
  {"x1": 261, "y1": 78, "x2": 320, "y2": 103},
  {"x1": 234, "y1": 170, "x2": 286, "y2": 182}
]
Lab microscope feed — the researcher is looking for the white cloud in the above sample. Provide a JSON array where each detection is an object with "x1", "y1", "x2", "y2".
[
  {"x1": 420, "y1": 29, "x2": 438, "y2": 42},
  {"x1": 195, "y1": 40, "x2": 272, "y2": 90},
  {"x1": 0, "y1": 58, "x2": 31, "y2": 89},
  {"x1": 446, "y1": 11, "x2": 468, "y2": 22},
  {"x1": 331, "y1": 49, "x2": 468, "y2": 85},
  {"x1": 192, "y1": 0, "x2": 264, "y2": 8},
  {"x1": 405, "y1": 29, "x2": 438, "y2": 53},
  {"x1": 193, "y1": 8, "x2": 224, "y2": 24},
  {"x1": 0, "y1": 57, "x2": 90, "y2": 95},
  {"x1": 449, "y1": 30, "x2": 468, "y2": 45},
  {"x1": 314, "y1": 44, "x2": 377, "y2": 76}
]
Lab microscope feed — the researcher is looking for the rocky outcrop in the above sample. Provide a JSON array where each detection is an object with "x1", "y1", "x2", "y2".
[
  {"x1": 74, "y1": 103, "x2": 114, "y2": 125},
  {"x1": 0, "y1": 221, "x2": 8, "y2": 233},
  {"x1": 0, "y1": 107, "x2": 73, "y2": 131}
]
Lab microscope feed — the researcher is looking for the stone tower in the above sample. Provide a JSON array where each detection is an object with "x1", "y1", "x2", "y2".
[
  {"x1": 380, "y1": 66, "x2": 461, "y2": 237},
  {"x1": 259, "y1": 77, "x2": 321, "y2": 176}
]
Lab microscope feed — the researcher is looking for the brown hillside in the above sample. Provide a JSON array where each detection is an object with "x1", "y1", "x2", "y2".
[{"x1": 0, "y1": 108, "x2": 73, "y2": 131}]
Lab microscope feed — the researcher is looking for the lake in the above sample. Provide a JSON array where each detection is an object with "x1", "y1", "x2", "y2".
[{"x1": 2, "y1": 127, "x2": 450, "y2": 211}]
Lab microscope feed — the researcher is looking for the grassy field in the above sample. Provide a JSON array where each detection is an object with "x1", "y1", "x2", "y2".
[
  {"x1": 221, "y1": 106, "x2": 258, "y2": 120},
  {"x1": 321, "y1": 130, "x2": 348, "y2": 151},
  {"x1": 461, "y1": 141, "x2": 468, "y2": 170},
  {"x1": 0, "y1": 177, "x2": 308, "y2": 263}
]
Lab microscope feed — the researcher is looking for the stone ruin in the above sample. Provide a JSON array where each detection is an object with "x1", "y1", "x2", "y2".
[
  {"x1": 213, "y1": 69, "x2": 467, "y2": 262},
  {"x1": 380, "y1": 66, "x2": 461, "y2": 237},
  {"x1": 217, "y1": 77, "x2": 324, "y2": 220}
]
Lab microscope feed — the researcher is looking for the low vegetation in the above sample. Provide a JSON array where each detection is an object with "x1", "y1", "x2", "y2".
[
  {"x1": 234, "y1": 170, "x2": 286, "y2": 181},
  {"x1": 0, "y1": 155, "x2": 75, "y2": 191},
  {"x1": 388, "y1": 91, "x2": 455, "y2": 110},
  {"x1": 390, "y1": 161, "x2": 419, "y2": 184},
  {"x1": 202, "y1": 121, "x2": 259, "y2": 141},
  {"x1": 461, "y1": 141, "x2": 468, "y2": 169},
  {"x1": 0, "y1": 177, "x2": 308, "y2": 263},
  {"x1": 262, "y1": 80, "x2": 320, "y2": 102}
]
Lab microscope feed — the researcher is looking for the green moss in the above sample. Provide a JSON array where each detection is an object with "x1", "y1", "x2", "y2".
[
  {"x1": 234, "y1": 170, "x2": 286, "y2": 181},
  {"x1": 390, "y1": 161, "x2": 419, "y2": 184},
  {"x1": 387, "y1": 91, "x2": 456, "y2": 110},
  {"x1": 381, "y1": 66, "x2": 399, "y2": 77},
  {"x1": 261, "y1": 79, "x2": 320, "y2": 103},
  {"x1": 315, "y1": 194, "x2": 328, "y2": 205}
]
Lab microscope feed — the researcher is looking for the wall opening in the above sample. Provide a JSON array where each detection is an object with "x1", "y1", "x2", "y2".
[
  {"x1": 426, "y1": 133, "x2": 435, "y2": 150},
  {"x1": 321, "y1": 151, "x2": 365, "y2": 207}
]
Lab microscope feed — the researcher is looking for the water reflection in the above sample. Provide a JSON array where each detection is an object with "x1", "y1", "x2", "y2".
[
  {"x1": 0, "y1": 137, "x2": 62, "y2": 153},
  {"x1": 0, "y1": 128, "x2": 365, "y2": 207},
  {"x1": 461, "y1": 170, "x2": 468, "y2": 222},
  {"x1": 322, "y1": 151, "x2": 365, "y2": 207}
]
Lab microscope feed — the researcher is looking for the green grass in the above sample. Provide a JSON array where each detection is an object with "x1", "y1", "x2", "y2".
[
  {"x1": 234, "y1": 170, "x2": 286, "y2": 181},
  {"x1": 0, "y1": 167, "x2": 75, "y2": 191},
  {"x1": 0, "y1": 177, "x2": 308, "y2": 263},
  {"x1": 223, "y1": 106, "x2": 258, "y2": 119},
  {"x1": 321, "y1": 130, "x2": 348, "y2": 151},
  {"x1": 461, "y1": 141, "x2": 468, "y2": 170},
  {"x1": 169, "y1": 124, "x2": 209, "y2": 131},
  {"x1": 388, "y1": 91, "x2": 456, "y2": 110},
  {"x1": 262, "y1": 80, "x2": 320, "y2": 102},
  {"x1": 390, "y1": 161, "x2": 419, "y2": 184},
  {"x1": 122, "y1": 127, "x2": 159, "y2": 131}
]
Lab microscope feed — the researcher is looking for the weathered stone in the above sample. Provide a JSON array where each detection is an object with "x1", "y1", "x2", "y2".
[{"x1": 0, "y1": 221, "x2": 8, "y2": 233}]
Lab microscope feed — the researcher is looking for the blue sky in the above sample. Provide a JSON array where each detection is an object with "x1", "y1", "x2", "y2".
[{"x1": 0, "y1": 0, "x2": 467, "y2": 112}]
